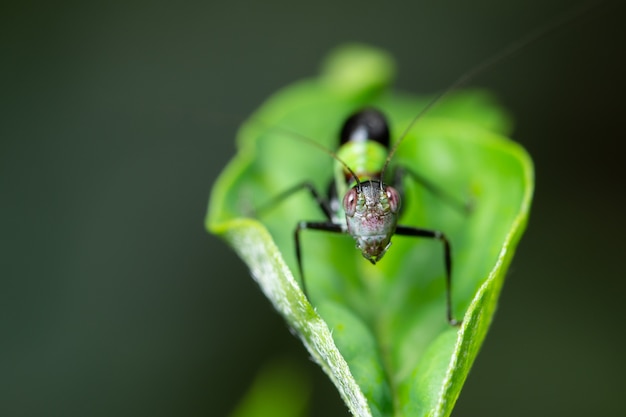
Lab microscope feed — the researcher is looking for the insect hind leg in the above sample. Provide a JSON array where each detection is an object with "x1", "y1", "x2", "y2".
[
  {"x1": 392, "y1": 166, "x2": 473, "y2": 215},
  {"x1": 253, "y1": 181, "x2": 334, "y2": 220}
]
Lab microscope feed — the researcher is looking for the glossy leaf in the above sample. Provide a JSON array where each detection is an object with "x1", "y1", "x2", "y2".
[{"x1": 206, "y1": 44, "x2": 533, "y2": 417}]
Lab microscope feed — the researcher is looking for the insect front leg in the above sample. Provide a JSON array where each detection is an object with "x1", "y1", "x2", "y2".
[
  {"x1": 395, "y1": 225, "x2": 461, "y2": 326},
  {"x1": 255, "y1": 181, "x2": 343, "y2": 300},
  {"x1": 392, "y1": 166, "x2": 472, "y2": 214},
  {"x1": 295, "y1": 221, "x2": 344, "y2": 299}
]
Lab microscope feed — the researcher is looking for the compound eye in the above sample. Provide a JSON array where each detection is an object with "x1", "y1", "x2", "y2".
[
  {"x1": 386, "y1": 186, "x2": 401, "y2": 213},
  {"x1": 343, "y1": 188, "x2": 358, "y2": 217}
]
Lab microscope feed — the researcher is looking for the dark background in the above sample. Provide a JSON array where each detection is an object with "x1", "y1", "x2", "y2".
[{"x1": 2, "y1": 0, "x2": 624, "y2": 416}]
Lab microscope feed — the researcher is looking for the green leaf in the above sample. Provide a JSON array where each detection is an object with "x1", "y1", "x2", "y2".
[
  {"x1": 229, "y1": 358, "x2": 311, "y2": 417},
  {"x1": 206, "y1": 44, "x2": 533, "y2": 417}
]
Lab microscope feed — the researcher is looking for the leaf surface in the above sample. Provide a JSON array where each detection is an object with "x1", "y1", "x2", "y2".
[{"x1": 207, "y1": 44, "x2": 533, "y2": 417}]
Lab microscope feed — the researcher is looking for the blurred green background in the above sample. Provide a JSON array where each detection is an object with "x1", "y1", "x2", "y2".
[{"x1": 2, "y1": 0, "x2": 624, "y2": 416}]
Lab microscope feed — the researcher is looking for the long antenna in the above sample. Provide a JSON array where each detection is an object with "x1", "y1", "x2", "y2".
[
  {"x1": 250, "y1": 119, "x2": 363, "y2": 191},
  {"x1": 380, "y1": 0, "x2": 611, "y2": 179}
]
